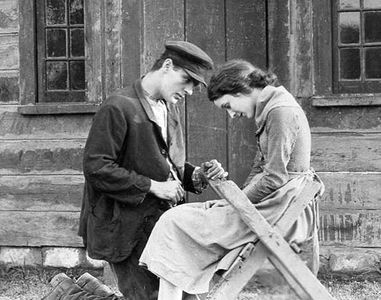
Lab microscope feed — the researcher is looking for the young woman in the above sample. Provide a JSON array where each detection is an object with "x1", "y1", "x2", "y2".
[{"x1": 139, "y1": 59, "x2": 324, "y2": 299}]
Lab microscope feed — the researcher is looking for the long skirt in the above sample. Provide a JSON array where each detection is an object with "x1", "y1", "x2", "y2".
[{"x1": 139, "y1": 171, "x2": 322, "y2": 294}]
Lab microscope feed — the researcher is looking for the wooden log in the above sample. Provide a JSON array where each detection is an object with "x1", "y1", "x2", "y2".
[
  {"x1": 0, "y1": 139, "x2": 85, "y2": 173},
  {"x1": 0, "y1": 34, "x2": 18, "y2": 70},
  {"x1": 208, "y1": 179, "x2": 333, "y2": 300},
  {"x1": 318, "y1": 172, "x2": 381, "y2": 210},
  {"x1": 0, "y1": 174, "x2": 83, "y2": 211},
  {"x1": 311, "y1": 132, "x2": 381, "y2": 172},
  {"x1": 0, "y1": 211, "x2": 83, "y2": 247},
  {"x1": 319, "y1": 210, "x2": 381, "y2": 247}
]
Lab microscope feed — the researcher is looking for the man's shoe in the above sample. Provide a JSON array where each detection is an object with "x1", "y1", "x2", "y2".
[{"x1": 76, "y1": 272, "x2": 115, "y2": 297}]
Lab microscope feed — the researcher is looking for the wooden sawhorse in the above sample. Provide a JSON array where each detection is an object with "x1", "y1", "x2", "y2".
[{"x1": 198, "y1": 179, "x2": 334, "y2": 300}]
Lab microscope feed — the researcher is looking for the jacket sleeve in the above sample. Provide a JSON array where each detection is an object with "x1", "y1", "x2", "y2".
[
  {"x1": 83, "y1": 102, "x2": 151, "y2": 205},
  {"x1": 243, "y1": 107, "x2": 300, "y2": 203}
]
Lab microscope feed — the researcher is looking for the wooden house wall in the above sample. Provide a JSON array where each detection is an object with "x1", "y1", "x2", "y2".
[{"x1": 0, "y1": 0, "x2": 380, "y2": 263}]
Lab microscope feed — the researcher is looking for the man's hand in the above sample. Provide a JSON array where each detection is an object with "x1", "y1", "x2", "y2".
[
  {"x1": 201, "y1": 159, "x2": 228, "y2": 180},
  {"x1": 149, "y1": 180, "x2": 184, "y2": 206}
]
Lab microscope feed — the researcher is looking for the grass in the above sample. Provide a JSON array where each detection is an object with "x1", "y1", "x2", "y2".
[{"x1": 1, "y1": 265, "x2": 381, "y2": 300}]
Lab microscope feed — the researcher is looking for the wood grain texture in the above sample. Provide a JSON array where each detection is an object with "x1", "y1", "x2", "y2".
[
  {"x1": 0, "y1": 108, "x2": 93, "y2": 138},
  {"x1": 318, "y1": 172, "x2": 381, "y2": 210},
  {"x1": 85, "y1": 0, "x2": 103, "y2": 103},
  {"x1": 0, "y1": 0, "x2": 18, "y2": 34},
  {"x1": 311, "y1": 132, "x2": 381, "y2": 172},
  {"x1": 225, "y1": 0, "x2": 266, "y2": 187},
  {"x1": 0, "y1": 174, "x2": 83, "y2": 211},
  {"x1": 0, "y1": 34, "x2": 18, "y2": 70},
  {"x1": 186, "y1": 0, "x2": 227, "y2": 202},
  {"x1": 141, "y1": 0, "x2": 184, "y2": 74},
  {"x1": 0, "y1": 211, "x2": 83, "y2": 247},
  {"x1": 104, "y1": 0, "x2": 121, "y2": 96},
  {"x1": 0, "y1": 75, "x2": 18, "y2": 103},
  {"x1": 319, "y1": 210, "x2": 381, "y2": 247},
  {"x1": 0, "y1": 139, "x2": 85, "y2": 173}
]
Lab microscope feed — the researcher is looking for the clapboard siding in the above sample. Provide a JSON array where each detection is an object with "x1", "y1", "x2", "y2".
[
  {"x1": 0, "y1": 139, "x2": 85, "y2": 173},
  {"x1": 319, "y1": 210, "x2": 381, "y2": 247},
  {"x1": 0, "y1": 174, "x2": 83, "y2": 211},
  {"x1": 318, "y1": 172, "x2": 381, "y2": 210},
  {"x1": 0, "y1": 211, "x2": 83, "y2": 247},
  {"x1": 311, "y1": 132, "x2": 381, "y2": 172}
]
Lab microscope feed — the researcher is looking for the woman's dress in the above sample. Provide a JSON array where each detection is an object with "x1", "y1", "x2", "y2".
[{"x1": 139, "y1": 85, "x2": 324, "y2": 294}]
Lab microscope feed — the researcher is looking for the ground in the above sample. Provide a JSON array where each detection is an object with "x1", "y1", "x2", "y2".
[{"x1": 1, "y1": 266, "x2": 381, "y2": 300}]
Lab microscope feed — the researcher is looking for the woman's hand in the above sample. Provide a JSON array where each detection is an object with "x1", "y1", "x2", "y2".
[{"x1": 201, "y1": 159, "x2": 228, "y2": 180}]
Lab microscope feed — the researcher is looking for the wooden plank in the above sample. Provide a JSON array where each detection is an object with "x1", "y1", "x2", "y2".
[
  {"x1": 18, "y1": 103, "x2": 99, "y2": 115},
  {"x1": 0, "y1": 34, "x2": 18, "y2": 70},
  {"x1": 289, "y1": 0, "x2": 313, "y2": 97},
  {"x1": 0, "y1": 0, "x2": 18, "y2": 34},
  {"x1": 209, "y1": 179, "x2": 333, "y2": 300},
  {"x1": 208, "y1": 180, "x2": 322, "y2": 300},
  {"x1": 104, "y1": 0, "x2": 121, "y2": 96},
  {"x1": 319, "y1": 210, "x2": 381, "y2": 247},
  {"x1": 312, "y1": 95, "x2": 381, "y2": 107},
  {"x1": 186, "y1": 0, "x2": 227, "y2": 202},
  {"x1": 225, "y1": 0, "x2": 265, "y2": 187},
  {"x1": 267, "y1": 0, "x2": 290, "y2": 90},
  {"x1": 120, "y1": 0, "x2": 142, "y2": 87},
  {"x1": 0, "y1": 139, "x2": 85, "y2": 174},
  {"x1": 311, "y1": 133, "x2": 381, "y2": 172},
  {"x1": 85, "y1": 0, "x2": 103, "y2": 103},
  {"x1": 0, "y1": 74, "x2": 18, "y2": 103},
  {"x1": 318, "y1": 172, "x2": 381, "y2": 210},
  {"x1": 19, "y1": 0, "x2": 36, "y2": 104},
  {"x1": 0, "y1": 211, "x2": 83, "y2": 247},
  {"x1": 0, "y1": 108, "x2": 93, "y2": 138},
  {"x1": 312, "y1": 0, "x2": 332, "y2": 94},
  {"x1": 141, "y1": 0, "x2": 184, "y2": 74},
  {"x1": 0, "y1": 174, "x2": 83, "y2": 211}
]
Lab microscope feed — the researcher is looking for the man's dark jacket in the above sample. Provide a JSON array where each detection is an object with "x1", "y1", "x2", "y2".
[{"x1": 78, "y1": 80, "x2": 197, "y2": 263}]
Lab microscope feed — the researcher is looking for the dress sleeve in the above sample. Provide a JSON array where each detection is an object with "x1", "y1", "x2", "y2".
[
  {"x1": 83, "y1": 103, "x2": 151, "y2": 205},
  {"x1": 243, "y1": 107, "x2": 300, "y2": 203}
]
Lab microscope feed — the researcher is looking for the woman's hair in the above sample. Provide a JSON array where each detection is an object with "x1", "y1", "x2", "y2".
[{"x1": 207, "y1": 59, "x2": 278, "y2": 102}]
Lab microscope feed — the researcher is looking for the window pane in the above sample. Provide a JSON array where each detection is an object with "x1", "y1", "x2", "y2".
[
  {"x1": 365, "y1": 47, "x2": 381, "y2": 78},
  {"x1": 46, "y1": 0, "x2": 66, "y2": 25},
  {"x1": 47, "y1": 61, "x2": 68, "y2": 90},
  {"x1": 70, "y1": 29, "x2": 84, "y2": 57},
  {"x1": 70, "y1": 0, "x2": 84, "y2": 25},
  {"x1": 46, "y1": 29, "x2": 67, "y2": 57},
  {"x1": 340, "y1": 48, "x2": 361, "y2": 79},
  {"x1": 339, "y1": 12, "x2": 360, "y2": 44},
  {"x1": 364, "y1": 0, "x2": 381, "y2": 9},
  {"x1": 339, "y1": 0, "x2": 360, "y2": 9},
  {"x1": 364, "y1": 12, "x2": 381, "y2": 43},
  {"x1": 70, "y1": 61, "x2": 85, "y2": 90}
]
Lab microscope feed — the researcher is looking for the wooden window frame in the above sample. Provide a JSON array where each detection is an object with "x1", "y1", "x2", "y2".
[
  {"x1": 18, "y1": 0, "x2": 101, "y2": 115},
  {"x1": 311, "y1": 0, "x2": 381, "y2": 107}
]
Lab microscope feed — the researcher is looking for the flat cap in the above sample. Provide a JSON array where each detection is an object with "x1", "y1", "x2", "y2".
[{"x1": 165, "y1": 41, "x2": 213, "y2": 86}]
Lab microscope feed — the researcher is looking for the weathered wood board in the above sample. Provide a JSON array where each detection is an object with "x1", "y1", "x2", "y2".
[
  {"x1": 0, "y1": 0, "x2": 19, "y2": 34},
  {"x1": 0, "y1": 139, "x2": 85, "y2": 173},
  {"x1": 311, "y1": 133, "x2": 381, "y2": 172},
  {"x1": 0, "y1": 35, "x2": 18, "y2": 70},
  {"x1": 319, "y1": 210, "x2": 381, "y2": 247},
  {"x1": 0, "y1": 211, "x2": 83, "y2": 247},
  {"x1": 318, "y1": 172, "x2": 381, "y2": 210},
  {"x1": 0, "y1": 175, "x2": 83, "y2": 211}
]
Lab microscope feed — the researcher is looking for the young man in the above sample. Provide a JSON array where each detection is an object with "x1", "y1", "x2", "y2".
[{"x1": 78, "y1": 41, "x2": 226, "y2": 300}]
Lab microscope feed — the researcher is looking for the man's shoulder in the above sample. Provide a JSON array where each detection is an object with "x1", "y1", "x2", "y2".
[{"x1": 102, "y1": 86, "x2": 139, "y2": 108}]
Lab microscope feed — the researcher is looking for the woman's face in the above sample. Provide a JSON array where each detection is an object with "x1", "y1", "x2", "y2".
[{"x1": 214, "y1": 93, "x2": 256, "y2": 119}]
